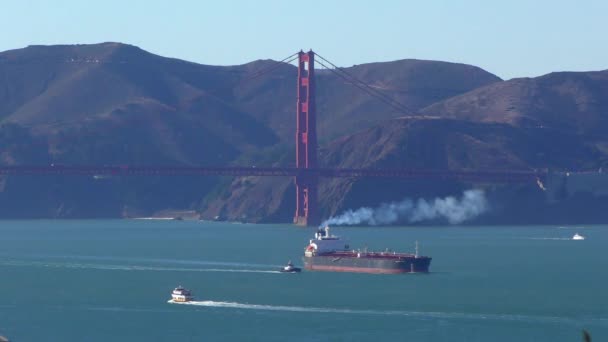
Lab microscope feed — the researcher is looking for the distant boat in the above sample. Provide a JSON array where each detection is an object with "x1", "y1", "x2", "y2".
[
  {"x1": 170, "y1": 286, "x2": 194, "y2": 302},
  {"x1": 280, "y1": 260, "x2": 301, "y2": 273},
  {"x1": 572, "y1": 233, "x2": 585, "y2": 240}
]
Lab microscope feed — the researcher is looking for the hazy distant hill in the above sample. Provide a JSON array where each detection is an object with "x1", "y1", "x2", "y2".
[
  {"x1": 0, "y1": 43, "x2": 278, "y2": 166},
  {"x1": 422, "y1": 70, "x2": 608, "y2": 140},
  {"x1": 201, "y1": 69, "x2": 608, "y2": 224},
  {"x1": 235, "y1": 58, "x2": 502, "y2": 142},
  {"x1": 1, "y1": 43, "x2": 607, "y2": 222},
  {"x1": 201, "y1": 117, "x2": 607, "y2": 223},
  {"x1": 0, "y1": 43, "x2": 502, "y2": 218}
]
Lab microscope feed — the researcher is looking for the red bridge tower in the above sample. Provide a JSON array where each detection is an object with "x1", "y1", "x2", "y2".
[{"x1": 294, "y1": 50, "x2": 318, "y2": 226}]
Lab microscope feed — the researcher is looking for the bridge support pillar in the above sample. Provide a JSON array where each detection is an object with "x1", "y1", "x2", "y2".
[
  {"x1": 294, "y1": 173, "x2": 318, "y2": 226},
  {"x1": 294, "y1": 50, "x2": 318, "y2": 226}
]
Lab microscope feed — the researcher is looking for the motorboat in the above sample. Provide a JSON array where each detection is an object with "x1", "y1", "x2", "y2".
[
  {"x1": 280, "y1": 260, "x2": 301, "y2": 273},
  {"x1": 171, "y1": 286, "x2": 194, "y2": 302},
  {"x1": 572, "y1": 233, "x2": 585, "y2": 240}
]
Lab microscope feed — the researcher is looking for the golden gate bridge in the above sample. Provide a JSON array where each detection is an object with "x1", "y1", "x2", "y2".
[{"x1": 0, "y1": 51, "x2": 548, "y2": 225}]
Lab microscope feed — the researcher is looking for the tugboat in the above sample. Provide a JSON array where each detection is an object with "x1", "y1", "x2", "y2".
[
  {"x1": 572, "y1": 233, "x2": 585, "y2": 240},
  {"x1": 170, "y1": 286, "x2": 194, "y2": 302},
  {"x1": 280, "y1": 260, "x2": 301, "y2": 273}
]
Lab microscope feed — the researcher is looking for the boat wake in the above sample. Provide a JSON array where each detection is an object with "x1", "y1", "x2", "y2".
[
  {"x1": 168, "y1": 300, "x2": 608, "y2": 326},
  {"x1": 0, "y1": 260, "x2": 281, "y2": 274},
  {"x1": 0, "y1": 253, "x2": 277, "y2": 269},
  {"x1": 526, "y1": 237, "x2": 572, "y2": 241}
]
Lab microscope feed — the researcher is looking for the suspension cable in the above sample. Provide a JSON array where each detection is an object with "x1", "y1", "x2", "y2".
[
  {"x1": 238, "y1": 51, "x2": 418, "y2": 116},
  {"x1": 315, "y1": 58, "x2": 413, "y2": 115},
  {"x1": 240, "y1": 52, "x2": 299, "y2": 83},
  {"x1": 315, "y1": 54, "x2": 414, "y2": 115},
  {"x1": 315, "y1": 53, "x2": 417, "y2": 115},
  {"x1": 315, "y1": 53, "x2": 413, "y2": 113}
]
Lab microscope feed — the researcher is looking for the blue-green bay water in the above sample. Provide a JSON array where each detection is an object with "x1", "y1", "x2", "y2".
[{"x1": 0, "y1": 220, "x2": 606, "y2": 341}]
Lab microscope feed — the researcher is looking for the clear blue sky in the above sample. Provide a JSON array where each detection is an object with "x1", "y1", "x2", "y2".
[{"x1": 1, "y1": 0, "x2": 606, "y2": 80}]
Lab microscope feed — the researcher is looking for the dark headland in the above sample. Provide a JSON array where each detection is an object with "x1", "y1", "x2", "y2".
[{"x1": 1, "y1": 42, "x2": 607, "y2": 224}]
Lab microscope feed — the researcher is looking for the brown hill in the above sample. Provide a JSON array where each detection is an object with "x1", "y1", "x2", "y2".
[
  {"x1": 0, "y1": 43, "x2": 278, "y2": 166},
  {"x1": 201, "y1": 117, "x2": 605, "y2": 223},
  {"x1": 3, "y1": 43, "x2": 606, "y2": 223},
  {"x1": 0, "y1": 43, "x2": 501, "y2": 218},
  {"x1": 422, "y1": 70, "x2": 608, "y2": 140},
  {"x1": 201, "y1": 71, "x2": 608, "y2": 223},
  {"x1": 0, "y1": 43, "x2": 502, "y2": 163},
  {"x1": 234, "y1": 58, "x2": 502, "y2": 142}
]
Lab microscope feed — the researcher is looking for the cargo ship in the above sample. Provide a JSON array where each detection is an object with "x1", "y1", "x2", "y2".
[{"x1": 303, "y1": 226, "x2": 431, "y2": 274}]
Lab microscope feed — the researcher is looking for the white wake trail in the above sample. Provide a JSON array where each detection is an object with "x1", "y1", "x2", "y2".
[
  {"x1": 167, "y1": 300, "x2": 608, "y2": 326},
  {"x1": 0, "y1": 260, "x2": 281, "y2": 274}
]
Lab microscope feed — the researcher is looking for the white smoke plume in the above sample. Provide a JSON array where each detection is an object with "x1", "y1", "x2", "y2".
[{"x1": 321, "y1": 189, "x2": 488, "y2": 226}]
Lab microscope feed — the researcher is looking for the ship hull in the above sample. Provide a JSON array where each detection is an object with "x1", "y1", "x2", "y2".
[{"x1": 303, "y1": 254, "x2": 431, "y2": 274}]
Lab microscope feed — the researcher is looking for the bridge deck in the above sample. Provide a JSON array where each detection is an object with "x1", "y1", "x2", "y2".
[{"x1": 0, "y1": 165, "x2": 547, "y2": 182}]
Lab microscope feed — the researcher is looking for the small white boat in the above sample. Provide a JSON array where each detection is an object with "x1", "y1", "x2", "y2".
[
  {"x1": 572, "y1": 233, "x2": 585, "y2": 240},
  {"x1": 171, "y1": 286, "x2": 194, "y2": 302},
  {"x1": 280, "y1": 260, "x2": 301, "y2": 273}
]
